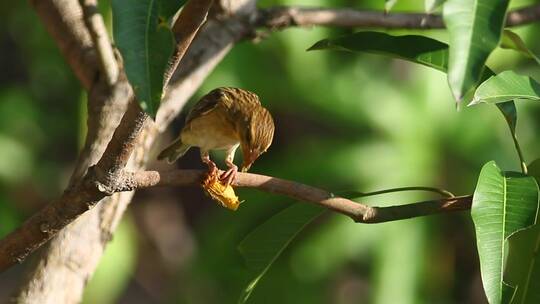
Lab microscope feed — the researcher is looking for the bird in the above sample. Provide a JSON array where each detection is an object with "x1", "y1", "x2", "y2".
[{"x1": 157, "y1": 87, "x2": 275, "y2": 185}]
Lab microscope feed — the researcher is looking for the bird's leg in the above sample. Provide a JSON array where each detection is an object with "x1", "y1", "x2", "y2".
[
  {"x1": 220, "y1": 158, "x2": 238, "y2": 186},
  {"x1": 201, "y1": 150, "x2": 218, "y2": 178},
  {"x1": 219, "y1": 145, "x2": 238, "y2": 186}
]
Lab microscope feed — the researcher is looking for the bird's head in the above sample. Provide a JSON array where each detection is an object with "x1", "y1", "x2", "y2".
[{"x1": 239, "y1": 106, "x2": 274, "y2": 172}]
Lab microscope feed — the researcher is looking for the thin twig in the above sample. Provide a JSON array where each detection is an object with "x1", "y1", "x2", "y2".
[
  {"x1": 164, "y1": 0, "x2": 214, "y2": 88},
  {"x1": 363, "y1": 195, "x2": 472, "y2": 223},
  {"x1": 510, "y1": 131, "x2": 528, "y2": 174},
  {"x1": 256, "y1": 4, "x2": 540, "y2": 30},
  {"x1": 341, "y1": 186, "x2": 455, "y2": 199},
  {"x1": 79, "y1": 0, "x2": 119, "y2": 85}
]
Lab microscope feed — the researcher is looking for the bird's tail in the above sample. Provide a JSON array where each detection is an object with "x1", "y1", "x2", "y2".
[{"x1": 157, "y1": 137, "x2": 191, "y2": 163}]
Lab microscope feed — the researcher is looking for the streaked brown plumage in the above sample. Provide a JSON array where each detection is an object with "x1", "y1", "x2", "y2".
[{"x1": 158, "y1": 87, "x2": 274, "y2": 184}]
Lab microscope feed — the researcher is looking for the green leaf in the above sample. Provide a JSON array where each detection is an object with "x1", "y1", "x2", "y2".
[
  {"x1": 238, "y1": 203, "x2": 324, "y2": 303},
  {"x1": 159, "y1": 0, "x2": 186, "y2": 21},
  {"x1": 112, "y1": 0, "x2": 176, "y2": 118},
  {"x1": 308, "y1": 31, "x2": 517, "y2": 131},
  {"x1": 471, "y1": 161, "x2": 539, "y2": 304},
  {"x1": 505, "y1": 223, "x2": 540, "y2": 304},
  {"x1": 425, "y1": 0, "x2": 446, "y2": 13},
  {"x1": 308, "y1": 32, "x2": 525, "y2": 171},
  {"x1": 442, "y1": 0, "x2": 510, "y2": 101},
  {"x1": 501, "y1": 30, "x2": 540, "y2": 65},
  {"x1": 528, "y1": 159, "x2": 540, "y2": 182},
  {"x1": 472, "y1": 71, "x2": 540, "y2": 105},
  {"x1": 308, "y1": 32, "x2": 450, "y2": 72}
]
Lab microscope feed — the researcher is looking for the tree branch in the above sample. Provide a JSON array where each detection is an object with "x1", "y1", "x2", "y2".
[
  {"x1": 91, "y1": 99, "x2": 149, "y2": 188},
  {"x1": 68, "y1": 78, "x2": 132, "y2": 185},
  {"x1": 13, "y1": 0, "x2": 219, "y2": 301},
  {"x1": 164, "y1": 0, "x2": 215, "y2": 88},
  {"x1": 0, "y1": 168, "x2": 472, "y2": 272},
  {"x1": 255, "y1": 3, "x2": 540, "y2": 29},
  {"x1": 91, "y1": 0, "x2": 214, "y2": 189},
  {"x1": 79, "y1": 0, "x2": 119, "y2": 85},
  {"x1": 12, "y1": 0, "x2": 524, "y2": 298},
  {"x1": 131, "y1": 170, "x2": 473, "y2": 224},
  {"x1": 29, "y1": 0, "x2": 98, "y2": 90}
]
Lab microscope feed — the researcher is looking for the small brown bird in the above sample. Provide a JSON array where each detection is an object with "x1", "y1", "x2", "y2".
[{"x1": 158, "y1": 87, "x2": 274, "y2": 185}]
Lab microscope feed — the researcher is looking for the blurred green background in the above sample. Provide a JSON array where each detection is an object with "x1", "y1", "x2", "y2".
[{"x1": 1, "y1": 0, "x2": 539, "y2": 303}]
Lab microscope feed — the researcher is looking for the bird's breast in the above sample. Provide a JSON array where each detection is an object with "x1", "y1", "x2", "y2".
[{"x1": 181, "y1": 110, "x2": 239, "y2": 151}]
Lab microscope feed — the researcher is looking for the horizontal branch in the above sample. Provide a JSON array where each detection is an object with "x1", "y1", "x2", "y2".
[
  {"x1": 256, "y1": 3, "x2": 540, "y2": 29},
  {"x1": 0, "y1": 168, "x2": 471, "y2": 273},
  {"x1": 100, "y1": 170, "x2": 473, "y2": 223},
  {"x1": 130, "y1": 170, "x2": 473, "y2": 223}
]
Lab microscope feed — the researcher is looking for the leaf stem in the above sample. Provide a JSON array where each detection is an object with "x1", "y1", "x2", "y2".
[
  {"x1": 339, "y1": 186, "x2": 455, "y2": 199},
  {"x1": 510, "y1": 128, "x2": 528, "y2": 174}
]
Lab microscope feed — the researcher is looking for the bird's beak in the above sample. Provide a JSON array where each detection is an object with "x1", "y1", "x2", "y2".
[{"x1": 241, "y1": 151, "x2": 257, "y2": 172}]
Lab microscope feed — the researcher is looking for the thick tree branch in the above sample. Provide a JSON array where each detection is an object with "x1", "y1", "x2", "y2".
[
  {"x1": 13, "y1": 0, "x2": 218, "y2": 301},
  {"x1": 0, "y1": 189, "x2": 105, "y2": 272},
  {"x1": 68, "y1": 78, "x2": 132, "y2": 185},
  {"x1": 91, "y1": 0, "x2": 214, "y2": 189},
  {"x1": 256, "y1": 4, "x2": 540, "y2": 29},
  {"x1": 13, "y1": 0, "x2": 254, "y2": 301}
]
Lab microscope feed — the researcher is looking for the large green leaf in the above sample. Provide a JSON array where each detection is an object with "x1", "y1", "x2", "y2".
[
  {"x1": 309, "y1": 32, "x2": 449, "y2": 72},
  {"x1": 238, "y1": 203, "x2": 324, "y2": 303},
  {"x1": 471, "y1": 161, "x2": 539, "y2": 304},
  {"x1": 472, "y1": 71, "x2": 540, "y2": 105},
  {"x1": 159, "y1": 0, "x2": 186, "y2": 21},
  {"x1": 112, "y1": 0, "x2": 178, "y2": 118},
  {"x1": 529, "y1": 159, "x2": 540, "y2": 180},
  {"x1": 501, "y1": 30, "x2": 540, "y2": 65},
  {"x1": 505, "y1": 223, "x2": 540, "y2": 304},
  {"x1": 488, "y1": 159, "x2": 540, "y2": 303},
  {"x1": 442, "y1": 0, "x2": 510, "y2": 101},
  {"x1": 308, "y1": 32, "x2": 517, "y2": 132}
]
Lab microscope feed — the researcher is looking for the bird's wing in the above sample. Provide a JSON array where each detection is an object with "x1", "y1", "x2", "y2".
[
  {"x1": 185, "y1": 91, "x2": 221, "y2": 125},
  {"x1": 185, "y1": 88, "x2": 240, "y2": 125}
]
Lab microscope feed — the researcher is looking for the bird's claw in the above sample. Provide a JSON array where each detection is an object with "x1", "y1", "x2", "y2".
[
  {"x1": 205, "y1": 161, "x2": 219, "y2": 180},
  {"x1": 201, "y1": 163, "x2": 240, "y2": 211},
  {"x1": 219, "y1": 166, "x2": 238, "y2": 186}
]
